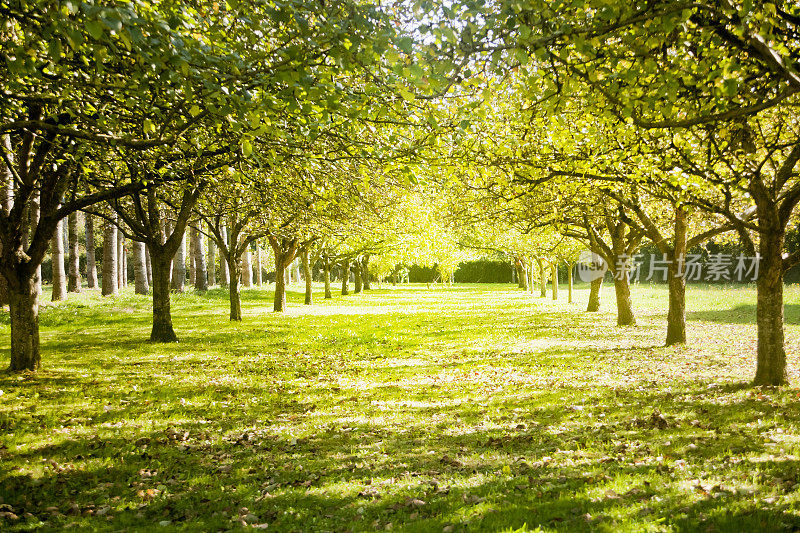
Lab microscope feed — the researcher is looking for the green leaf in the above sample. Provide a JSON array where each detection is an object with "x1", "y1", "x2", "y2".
[
  {"x1": 399, "y1": 88, "x2": 415, "y2": 101},
  {"x1": 86, "y1": 20, "x2": 104, "y2": 40},
  {"x1": 241, "y1": 139, "x2": 253, "y2": 157}
]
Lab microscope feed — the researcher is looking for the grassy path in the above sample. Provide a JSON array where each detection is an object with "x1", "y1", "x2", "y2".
[{"x1": 1, "y1": 283, "x2": 800, "y2": 532}]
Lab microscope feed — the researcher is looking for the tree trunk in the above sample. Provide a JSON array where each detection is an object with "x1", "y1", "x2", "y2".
[
  {"x1": 8, "y1": 275, "x2": 40, "y2": 371},
  {"x1": 551, "y1": 262, "x2": 558, "y2": 301},
  {"x1": 323, "y1": 260, "x2": 332, "y2": 299},
  {"x1": 341, "y1": 258, "x2": 350, "y2": 295},
  {"x1": 515, "y1": 258, "x2": 526, "y2": 289},
  {"x1": 228, "y1": 256, "x2": 242, "y2": 320},
  {"x1": 613, "y1": 274, "x2": 636, "y2": 326},
  {"x1": 362, "y1": 255, "x2": 371, "y2": 290},
  {"x1": 273, "y1": 251, "x2": 287, "y2": 312},
  {"x1": 117, "y1": 232, "x2": 126, "y2": 289},
  {"x1": 171, "y1": 230, "x2": 185, "y2": 292},
  {"x1": 67, "y1": 212, "x2": 81, "y2": 293},
  {"x1": 302, "y1": 249, "x2": 312, "y2": 305},
  {"x1": 149, "y1": 253, "x2": 177, "y2": 342},
  {"x1": 587, "y1": 276, "x2": 603, "y2": 312},
  {"x1": 242, "y1": 249, "x2": 253, "y2": 288},
  {"x1": 538, "y1": 259, "x2": 547, "y2": 297},
  {"x1": 567, "y1": 263, "x2": 574, "y2": 304},
  {"x1": 133, "y1": 241, "x2": 149, "y2": 295},
  {"x1": 666, "y1": 207, "x2": 688, "y2": 345},
  {"x1": 145, "y1": 247, "x2": 152, "y2": 287},
  {"x1": 85, "y1": 214, "x2": 98, "y2": 289},
  {"x1": 188, "y1": 231, "x2": 196, "y2": 286},
  {"x1": 753, "y1": 227, "x2": 788, "y2": 385},
  {"x1": 51, "y1": 219, "x2": 67, "y2": 301},
  {"x1": 256, "y1": 244, "x2": 263, "y2": 286},
  {"x1": 528, "y1": 259, "x2": 535, "y2": 294},
  {"x1": 219, "y1": 225, "x2": 229, "y2": 287},
  {"x1": 102, "y1": 218, "x2": 118, "y2": 296},
  {"x1": 206, "y1": 229, "x2": 216, "y2": 287},
  {"x1": 354, "y1": 260, "x2": 363, "y2": 293},
  {"x1": 192, "y1": 225, "x2": 207, "y2": 292}
]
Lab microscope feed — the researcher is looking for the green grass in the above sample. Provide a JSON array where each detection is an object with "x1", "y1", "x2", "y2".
[{"x1": 1, "y1": 282, "x2": 800, "y2": 532}]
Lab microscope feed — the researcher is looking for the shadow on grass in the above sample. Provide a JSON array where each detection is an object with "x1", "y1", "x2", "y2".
[{"x1": 687, "y1": 304, "x2": 800, "y2": 325}]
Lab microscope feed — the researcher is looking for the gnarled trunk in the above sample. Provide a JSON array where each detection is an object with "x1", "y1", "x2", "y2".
[
  {"x1": 228, "y1": 255, "x2": 242, "y2": 320},
  {"x1": 273, "y1": 249, "x2": 288, "y2": 312},
  {"x1": 67, "y1": 212, "x2": 81, "y2": 293},
  {"x1": 666, "y1": 207, "x2": 688, "y2": 345},
  {"x1": 551, "y1": 262, "x2": 558, "y2": 301},
  {"x1": 8, "y1": 275, "x2": 40, "y2": 371},
  {"x1": 587, "y1": 276, "x2": 603, "y2": 312},
  {"x1": 149, "y1": 253, "x2": 177, "y2": 342},
  {"x1": 612, "y1": 273, "x2": 636, "y2": 326},
  {"x1": 362, "y1": 255, "x2": 371, "y2": 290},
  {"x1": 567, "y1": 263, "x2": 574, "y2": 304},
  {"x1": 753, "y1": 228, "x2": 787, "y2": 386}
]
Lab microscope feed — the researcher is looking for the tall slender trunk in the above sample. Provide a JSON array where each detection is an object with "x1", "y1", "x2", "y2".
[
  {"x1": 188, "y1": 231, "x2": 196, "y2": 286},
  {"x1": 567, "y1": 263, "x2": 574, "y2": 304},
  {"x1": 753, "y1": 226, "x2": 787, "y2": 385},
  {"x1": 256, "y1": 244, "x2": 263, "y2": 286},
  {"x1": 219, "y1": 225, "x2": 229, "y2": 287},
  {"x1": 242, "y1": 249, "x2": 253, "y2": 288},
  {"x1": 666, "y1": 207, "x2": 688, "y2": 345},
  {"x1": 192, "y1": 225, "x2": 207, "y2": 292},
  {"x1": 85, "y1": 213, "x2": 98, "y2": 289},
  {"x1": 206, "y1": 229, "x2": 216, "y2": 287},
  {"x1": 528, "y1": 258, "x2": 535, "y2": 294},
  {"x1": 354, "y1": 260, "x2": 363, "y2": 293},
  {"x1": 551, "y1": 262, "x2": 558, "y2": 301},
  {"x1": 133, "y1": 241, "x2": 149, "y2": 295},
  {"x1": 149, "y1": 252, "x2": 177, "y2": 342},
  {"x1": 145, "y1": 247, "x2": 152, "y2": 287},
  {"x1": 8, "y1": 274, "x2": 40, "y2": 371},
  {"x1": 587, "y1": 276, "x2": 603, "y2": 312},
  {"x1": 51, "y1": 219, "x2": 67, "y2": 301},
  {"x1": 171, "y1": 230, "x2": 185, "y2": 292},
  {"x1": 538, "y1": 259, "x2": 547, "y2": 297},
  {"x1": 302, "y1": 249, "x2": 312, "y2": 305},
  {"x1": 323, "y1": 259, "x2": 332, "y2": 299},
  {"x1": 117, "y1": 231, "x2": 126, "y2": 289},
  {"x1": 0, "y1": 135, "x2": 12, "y2": 306},
  {"x1": 341, "y1": 258, "x2": 350, "y2": 295},
  {"x1": 67, "y1": 212, "x2": 81, "y2": 293},
  {"x1": 102, "y1": 218, "x2": 118, "y2": 296}
]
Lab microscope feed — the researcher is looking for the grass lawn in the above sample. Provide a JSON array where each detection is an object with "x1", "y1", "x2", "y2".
[{"x1": 1, "y1": 282, "x2": 800, "y2": 532}]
